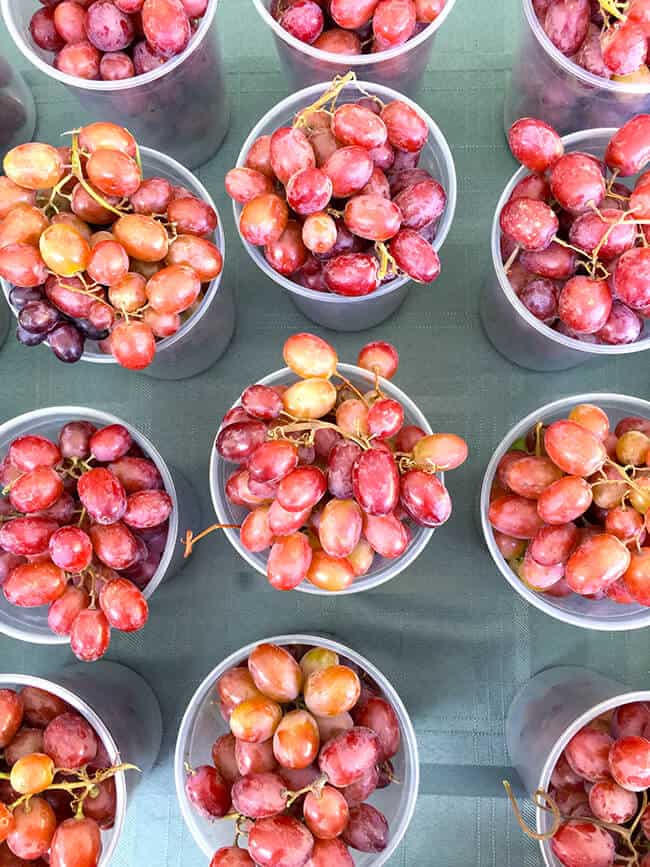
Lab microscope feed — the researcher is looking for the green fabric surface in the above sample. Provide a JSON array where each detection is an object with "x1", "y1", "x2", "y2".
[{"x1": 1, "y1": 2, "x2": 648, "y2": 864}]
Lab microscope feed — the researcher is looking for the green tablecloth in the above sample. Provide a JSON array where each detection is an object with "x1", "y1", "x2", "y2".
[{"x1": 1, "y1": 2, "x2": 648, "y2": 864}]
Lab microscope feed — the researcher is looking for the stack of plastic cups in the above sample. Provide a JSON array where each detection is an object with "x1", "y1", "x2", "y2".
[
  {"x1": 0, "y1": 406, "x2": 200, "y2": 645},
  {"x1": 0, "y1": 146, "x2": 234, "y2": 380},
  {"x1": 0, "y1": 662, "x2": 162, "y2": 864},
  {"x1": 0, "y1": 0, "x2": 228, "y2": 168},
  {"x1": 251, "y1": 0, "x2": 458, "y2": 94},
  {"x1": 506, "y1": 666, "x2": 650, "y2": 866},
  {"x1": 234, "y1": 79, "x2": 456, "y2": 331},
  {"x1": 506, "y1": 0, "x2": 650, "y2": 135},
  {"x1": 0, "y1": 59, "x2": 35, "y2": 151},
  {"x1": 481, "y1": 128, "x2": 650, "y2": 371}
]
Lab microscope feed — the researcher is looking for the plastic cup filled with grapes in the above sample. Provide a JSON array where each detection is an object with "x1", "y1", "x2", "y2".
[
  {"x1": 227, "y1": 73, "x2": 456, "y2": 332},
  {"x1": 504, "y1": 665, "x2": 650, "y2": 867},
  {"x1": 0, "y1": 405, "x2": 200, "y2": 658},
  {"x1": 187, "y1": 332, "x2": 468, "y2": 595},
  {"x1": 482, "y1": 115, "x2": 650, "y2": 371},
  {"x1": 0, "y1": 661, "x2": 162, "y2": 867},
  {"x1": 175, "y1": 635, "x2": 419, "y2": 867},
  {"x1": 481, "y1": 392, "x2": 650, "y2": 631},
  {"x1": 0, "y1": 122, "x2": 233, "y2": 379},
  {"x1": 1, "y1": 0, "x2": 229, "y2": 168},
  {"x1": 506, "y1": 0, "x2": 650, "y2": 136},
  {"x1": 251, "y1": 0, "x2": 457, "y2": 94}
]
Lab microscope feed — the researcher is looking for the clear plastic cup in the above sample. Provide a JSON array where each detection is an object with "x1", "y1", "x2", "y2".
[
  {"x1": 0, "y1": 0, "x2": 228, "y2": 168},
  {"x1": 233, "y1": 78, "x2": 457, "y2": 332},
  {"x1": 506, "y1": 0, "x2": 650, "y2": 136},
  {"x1": 210, "y1": 363, "x2": 438, "y2": 595},
  {"x1": 0, "y1": 405, "x2": 200, "y2": 644},
  {"x1": 251, "y1": 0, "x2": 458, "y2": 95},
  {"x1": 481, "y1": 128, "x2": 650, "y2": 372},
  {"x1": 0, "y1": 660, "x2": 162, "y2": 864},
  {"x1": 0, "y1": 145, "x2": 234, "y2": 380},
  {"x1": 480, "y1": 392, "x2": 650, "y2": 631},
  {"x1": 174, "y1": 633, "x2": 419, "y2": 866},
  {"x1": 0, "y1": 59, "x2": 36, "y2": 151},
  {"x1": 505, "y1": 665, "x2": 648, "y2": 867}
]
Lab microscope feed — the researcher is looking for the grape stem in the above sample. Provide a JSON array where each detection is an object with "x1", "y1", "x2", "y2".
[
  {"x1": 282, "y1": 773, "x2": 328, "y2": 808},
  {"x1": 268, "y1": 420, "x2": 371, "y2": 451},
  {"x1": 182, "y1": 523, "x2": 242, "y2": 558},
  {"x1": 70, "y1": 132, "x2": 128, "y2": 219},
  {"x1": 294, "y1": 71, "x2": 357, "y2": 130},
  {"x1": 598, "y1": 0, "x2": 627, "y2": 21},
  {"x1": 502, "y1": 781, "x2": 562, "y2": 840},
  {"x1": 333, "y1": 371, "x2": 370, "y2": 406},
  {"x1": 375, "y1": 241, "x2": 401, "y2": 282}
]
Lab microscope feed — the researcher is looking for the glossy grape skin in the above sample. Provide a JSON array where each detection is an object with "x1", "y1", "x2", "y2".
[
  {"x1": 277, "y1": 467, "x2": 326, "y2": 512},
  {"x1": 48, "y1": 586, "x2": 90, "y2": 637},
  {"x1": 323, "y1": 253, "x2": 381, "y2": 296},
  {"x1": 400, "y1": 469, "x2": 451, "y2": 527},
  {"x1": 363, "y1": 513, "x2": 409, "y2": 559},
  {"x1": 267, "y1": 534, "x2": 313, "y2": 591},
  {"x1": 389, "y1": 229, "x2": 440, "y2": 283},
  {"x1": 537, "y1": 476, "x2": 593, "y2": 524},
  {"x1": 545, "y1": 420, "x2": 607, "y2": 476},
  {"x1": 4, "y1": 143, "x2": 64, "y2": 191},
  {"x1": 322, "y1": 147, "x2": 374, "y2": 198},
  {"x1": 55, "y1": 41, "x2": 102, "y2": 78},
  {"x1": 99, "y1": 578, "x2": 148, "y2": 632},
  {"x1": 283, "y1": 333, "x2": 338, "y2": 379},
  {"x1": 508, "y1": 117, "x2": 564, "y2": 172},
  {"x1": 353, "y1": 697, "x2": 400, "y2": 761},
  {"x1": 380, "y1": 100, "x2": 427, "y2": 152},
  {"x1": 4, "y1": 729, "x2": 45, "y2": 767},
  {"x1": 609, "y1": 735, "x2": 650, "y2": 791},
  {"x1": 235, "y1": 739, "x2": 276, "y2": 778},
  {"x1": 248, "y1": 441, "x2": 299, "y2": 484},
  {"x1": 268, "y1": 501, "x2": 311, "y2": 537},
  {"x1": 550, "y1": 152, "x2": 607, "y2": 214},
  {"x1": 303, "y1": 786, "x2": 349, "y2": 841},
  {"x1": 70, "y1": 608, "x2": 111, "y2": 661},
  {"x1": 565, "y1": 725, "x2": 613, "y2": 782},
  {"x1": 48, "y1": 526, "x2": 93, "y2": 572},
  {"x1": 500, "y1": 455, "x2": 562, "y2": 500},
  {"x1": 211, "y1": 734, "x2": 241, "y2": 786},
  {"x1": 0, "y1": 243, "x2": 49, "y2": 288},
  {"x1": 519, "y1": 549, "x2": 565, "y2": 590},
  {"x1": 282, "y1": 379, "x2": 337, "y2": 419},
  {"x1": 232, "y1": 772, "x2": 288, "y2": 820},
  {"x1": 230, "y1": 695, "x2": 283, "y2": 743},
  {"x1": 550, "y1": 821, "x2": 615, "y2": 867},
  {"x1": 100, "y1": 52, "x2": 136, "y2": 80},
  {"x1": 569, "y1": 209, "x2": 636, "y2": 262},
  {"x1": 0, "y1": 690, "x2": 23, "y2": 747},
  {"x1": 623, "y1": 548, "x2": 650, "y2": 604},
  {"x1": 318, "y1": 499, "x2": 362, "y2": 558},
  {"x1": 530, "y1": 523, "x2": 579, "y2": 566},
  {"x1": 333, "y1": 103, "x2": 387, "y2": 150},
  {"x1": 109, "y1": 320, "x2": 157, "y2": 370},
  {"x1": 210, "y1": 848, "x2": 255, "y2": 867},
  {"x1": 218, "y1": 667, "x2": 261, "y2": 714},
  {"x1": 10, "y1": 753, "x2": 54, "y2": 796},
  {"x1": 343, "y1": 195, "x2": 402, "y2": 242},
  {"x1": 20, "y1": 688, "x2": 68, "y2": 729},
  {"x1": 499, "y1": 198, "x2": 558, "y2": 251},
  {"x1": 3, "y1": 561, "x2": 67, "y2": 608},
  {"x1": 588, "y1": 778, "x2": 638, "y2": 823},
  {"x1": 340, "y1": 803, "x2": 388, "y2": 854},
  {"x1": 240, "y1": 194, "x2": 289, "y2": 246},
  {"x1": 248, "y1": 815, "x2": 315, "y2": 867},
  {"x1": 318, "y1": 727, "x2": 381, "y2": 787},
  {"x1": 6, "y1": 798, "x2": 56, "y2": 861},
  {"x1": 248, "y1": 644, "x2": 303, "y2": 703},
  {"x1": 0, "y1": 518, "x2": 58, "y2": 557},
  {"x1": 489, "y1": 494, "x2": 545, "y2": 539},
  {"x1": 352, "y1": 448, "x2": 399, "y2": 516},
  {"x1": 566, "y1": 534, "x2": 631, "y2": 595},
  {"x1": 357, "y1": 341, "x2": 399, "y2": 379},
  {"x1": 606, "y1": 114, "x2": 650, "y2": 176},
  {"x1": 185, "y1": 766, "x2": 230, "y2": 819},
  {"x1": 217, "y1": 420, "x2": 268, "y2": 463},
  {"x1": 559, "y1": 277, "x2": 612, "y2": 334},
  {"x1": 141, "y1": 0, "x2": 191, "y2": 57},
  {"x1": 77, "y1": 467, "x2": 127, "y2": 525}
]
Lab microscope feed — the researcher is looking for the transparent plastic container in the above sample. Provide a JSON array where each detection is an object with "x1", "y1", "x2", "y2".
[
  {"x1": 480, "y1": 392, "x2": 650, "y2": 631},
  {"x1": 0, "y1": 0, "x2": 228, "y2": 168},
  {"x1": 482, "y1": 128, "x2": 650, "y2": 372},
  {"x1": 251, "y1": 0, "x2": 458, "y2": 95},
  {"x1": 174, "y1": 633, "x2": 419, "y2": 866},
  {"x1": 0, "y1": 59, "x2": 36, "y2": 151},
  {"x1": 506, "y1": 665, "x2": 648, "y2": 867},
  {"x1": 0, "y1": 145, "x2": 234, "y2": 380},
  {"x1": 0, "y1": 405, "x2": 200, "y2": 645},
  {"x1": 0, "y1": 294, "x2": 8, "y2": 353},
  {"x1": 506, "y1": 0, "x2": 650, "y2": 136},
  {"x1": 0, "y1": 661, "x2": 162, "y2": 864},
  {"x1": 234, "y1": 79, "x2": 457, "y2": 332},
  {"x1": 210, "y1": 363, "x2": 438, "y2": 596}
]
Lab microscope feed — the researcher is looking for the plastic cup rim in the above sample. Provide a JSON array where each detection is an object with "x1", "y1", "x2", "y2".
[
  {"x1": 522, "y1": 0, "x2": 650, "y2": 94},
  {"x1": 209, "y1": 362, "x2": 438, "y2": 595},
  {"x1": 0, "y1": 670, "x2": 127, "y2": 866},
  {"x1": 0, "y1": 405, "x2": 179, "y2": 644},
  {"x1": 174, "y1": 632, "x2": 420, "y2": 865},
  {"x1": 0, "y1": 144, "x2": 225, "y2": 365},
  {"x1": 0, "y1": 0, "x2": 220, "y2": 93},
  {"x1": 480, "y1": 391, "x2": 650, "y2": 631},
  {"x1": 250, "y1": 0, "x2": 457, "y2": 65},
  {"x1": 233, "y1": 77, "x2": 457, "y2": 305},
  {"x1": 491, "y1": 127, "x2": 650, "y2": 357}
]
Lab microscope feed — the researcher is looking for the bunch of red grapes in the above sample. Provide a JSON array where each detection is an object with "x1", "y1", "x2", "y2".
[
  {"x1": 271, "y1": 0, "x2": 446, "y2": 54},
  {"x1": 0, "y1": 419, "x2": 172, "y2": 660},
  {"x1": 534, "y1": 0, "x2": 650, "y2": 81},
  {"x1": 0, "y1": 121, "x2": 222, "y2": 369},
  {"x1": 0, "y1": 685, "x2": 129, "y2": 867},
  {"x1": 226, "y1": 75, "x2": 446, "y2": 294},
  {"x1": 500, "y1": 114, "x2": 650, "y2": 346},
  {"x1": 186, "y1": 642, "x2": 404, "y2": 867},
  {"x1": 28, "y1": 0, "x2": 209, "y2": 82},
  {"x1": 488, "y1": 402, "x2": 650, "y2": 606},
  {"x1": 201, "y1": 332, "x2": 467, "y2": 592},
  {"x1": 529, "y1": 701, "x2": 650, "y2": 867}
]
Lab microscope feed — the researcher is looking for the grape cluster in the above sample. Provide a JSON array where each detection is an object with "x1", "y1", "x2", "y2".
[
  {"x1": 226, "y1": 75, "x2": 446, "y2": 295},
  {"x1": 0, "y1": 685, "x2": 133, "y2": 867},
  {"x1": 513, "y1": 701, "x2": 650, "y2": 867},
  {"x1": 0, "y1": 121, "x2": 222, "y2": 369},
  {"x1": 191, "y1": 332, "x2": 467, "y2": 592},
  {"x1": 271, "y1": 0, "x2": 446, "y2": 54},
  {"x1": 186, "y1": 642, "x2": 404, "y2": 867},
  {"x1": 488, "y1": 402, "x2": 650, "y2": 606},
  {"x1": 534, "y1": 0, "x2": 650, "y2": 82},
  {"x1": 28, "y1": 0, "x2": 209, "y2": 82},
  {"x1": 500, "y1": 115, "x2": 650, "y2": 346},
  {"x1": 0, "y1": 420, "x2": 172, "y2": 660}
]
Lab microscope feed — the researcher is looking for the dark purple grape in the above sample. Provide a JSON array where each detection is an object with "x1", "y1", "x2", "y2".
[
  {"x1": 16, "y1": 325, "x2": 47, "y2": 346},
  {"x1": 74, "y1": 318, "x2": 110, "y2": 341},
  {"x1": 341, "y1": 803, "x2": 389, "y2": 853},
  {"x1": 18, "y1": 300, "x2": 60, "y2": 334},
  {"x1": 9, "y1": 286, "x2": 43, "y2": 310},
  {"x1": 48, "y1": 323, "x2": 85, "y2": 363}
]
